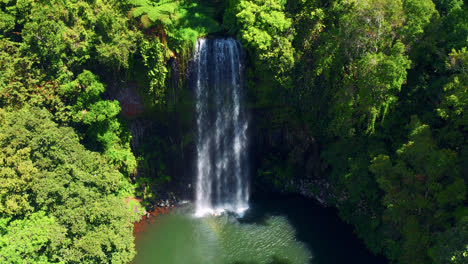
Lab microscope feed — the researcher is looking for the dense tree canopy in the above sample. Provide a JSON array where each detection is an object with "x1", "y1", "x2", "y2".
[
  {"x1": 229, "y1": 0, "x2": 295, "y2": 84},
  {"x1": 247, "y1": 0, "x2": 467, "y2": 263},
  {"x1": 0, "y1": 0, "x2": 466, "y2": 263},
  {"x1": 0, "y1": 108, "x2": 137, "y2": 263}
]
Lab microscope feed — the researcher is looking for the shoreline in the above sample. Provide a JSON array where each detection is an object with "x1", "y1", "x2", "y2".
[{"x1": 133, "y1": 206, "x2": 175, "y2": 238}]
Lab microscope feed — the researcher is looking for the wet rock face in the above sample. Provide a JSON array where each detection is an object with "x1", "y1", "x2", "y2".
[
  {"x1": 110, "y1": 81, "x2": 145, "y2": 119},
  {"x1": 129, "y1": 115, "x2": 196, "y2": 204},
  {"x1": 102, "y1": 63, "x2": 337, "y2": 208},
  {"x1": 105, "y1": 77, "x2": 196, "y2": 205},
  {"x1": 250, "y1": 113, "x2": 337, "y2": 206},
  {"x1": 105, "y1": 81, "x2": 146, "y2": 150}
]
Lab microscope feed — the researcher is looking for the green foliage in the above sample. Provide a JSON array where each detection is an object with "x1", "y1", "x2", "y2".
[
  {"x1": 127, "y1": 0, "x2": 222, "y2": 106},
  {"x1": 140, "y1": 38, "x2": 168, "y2": 104},
  {"x1": 402, "y1": 0, "x2": 438, "y2": 42},
  {"x1": 130, "y1": 0, "x2": 181, "y2": 28},
  {"x1": 1, "y1": 0, "x2": 467, "y2": 263},
  {"x1": 437, "y1": 48, "x2": 468, "y2": 128},
  {"x1": 432, "y1": 217, "x2": 468, "y2": 264},
  {"x1": 127, "y1": 199, "x2": 146, "y2": 216},
  {"x1": 338, "y1": 0, "x2": 405, "y2": 59},
  {"x1": 436, "y1": 48, "x2": 468, "y2": 152},
  {"x1": 136, "y1": 136, "x2": 172, "y2": 189},
  {"x1": 252, "y1": 1, "x2": 467, "y2": 264},
  {"x1": 0, "y1": 108, "x2": 138, "y2": 263},
  {"x1": 60, "y1": 71, "x2": 137, "y2": 175},
  {"x1": 331, "y1": 42, "x2": 411, "y2": 135},
  {"x1": 17, "y1": 0, "x2": 138, "y2": 73},
  {"x1": 227, "y1": 0, "x2": 295, "y2": 85},
  {"x1": 0, "y1": 9, "x2": 15, "y2": 35},
  {"x1": 432, "y1": 0, "x2": 464, "y2": 15},
  {"x1": 0, "y1": 38, "x2": 57, "y2": 109},
  {"x1": 129, "y1": 0, "x2": 220, "y2": 50},
  {"x1": 0, "y1": 0, "x2": 137, "y2": 176},
  {"x1": 0, "y1": 211, "x2": 65, "y2": 264},
  {"x1": 134, "y1": 176, "x2": 157, "y2": 201},
  {"x1": 370, "y1": 117, "x2": 465, "y2": 263}
]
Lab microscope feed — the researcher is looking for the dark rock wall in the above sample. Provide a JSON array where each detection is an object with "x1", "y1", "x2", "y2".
[
  {"x1": 107, "y1": 48, "x2": 336, "y2": 208},
  {"x1": 250, "y1": 109, "x2": 336, "y2": 206}
]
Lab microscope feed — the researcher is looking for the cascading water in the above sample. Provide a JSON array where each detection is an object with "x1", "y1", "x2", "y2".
[{"x1": 193, "y1": 38, "x2": 249, "y2": 217}]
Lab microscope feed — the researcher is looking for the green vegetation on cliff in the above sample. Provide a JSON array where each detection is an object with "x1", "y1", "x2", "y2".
[
  {"x1": 0, "y1": 108, "x2": 137, "y2": 263},
  {"x1": 236, "y1": 1, "x2": 467, "y2": 264},
  {"x1": 0, "y1": 0, "x2": 467, "y2": 263},
  {"x1": 0, "y1": 1, "x2": 221, "y2": 263}
]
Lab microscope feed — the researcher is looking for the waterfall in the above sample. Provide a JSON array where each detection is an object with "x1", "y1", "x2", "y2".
[{"x1": 193, "y1": 38, "x2": 249, "y2": 217}]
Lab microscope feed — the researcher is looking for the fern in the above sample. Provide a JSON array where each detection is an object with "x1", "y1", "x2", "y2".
[
  {"x1": 128, "y1": 0, "x2": 223, "y2": 106},
  {"x1": 129, "y1": 0, "x2": 221, "y2": 50},
  {"x1": 130, "y1": 0, "x2": 181, "y2": 27}
]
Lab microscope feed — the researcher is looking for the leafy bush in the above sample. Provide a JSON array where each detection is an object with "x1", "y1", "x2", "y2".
[{"x1": 0, "y1": 108, "x2": 138, "y2": 263}]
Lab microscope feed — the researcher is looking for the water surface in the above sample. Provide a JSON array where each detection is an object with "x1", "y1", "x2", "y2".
[{"x1": 134, "y1": 194, "x2": 387, "y2": 264}]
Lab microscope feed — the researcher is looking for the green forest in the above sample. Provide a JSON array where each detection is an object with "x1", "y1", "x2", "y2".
[{"x1": 0, "y1": 0, "x2": 467, "y2": 263}]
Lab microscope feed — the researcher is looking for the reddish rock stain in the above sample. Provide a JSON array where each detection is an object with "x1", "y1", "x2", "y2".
[{"x1": 133, "y1": 206, "x2": 174, "y2": 242}]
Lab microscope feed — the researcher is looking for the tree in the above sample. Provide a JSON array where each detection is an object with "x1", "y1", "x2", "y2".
[
  {"x1": 227, "y1": 0, "x2": 295, "y2": 85},
  {"x1": 437, "y1": 48, "x2": 468, "y2": 134},
  {"x1": 0, "y1": 38, "x2": 58, "y2": 110},
  {"x1": 0, "y1": 108, "x2": 137, "y2": 263},
  {"x1": 129, "y1": 0, "x2": 181, "y2": 29},
  {"x1": 60, "y1": 71, "x2": 137, "y2": 175},
  {"x1": 370, "y1": 116, "x2": 466, "y2": 264},
  {"x1": 0, "y1": 212, "x2": 66, "y2": 264},
  {"x1": 432, "y1": 217, "x2": 468, "y2": 264},
  {"x1": 348, "y1": 42, "x2": 410, "y2": 134},
  {"x1": 128, "y1": 0, "x2": 220, "y2": 49},
  {"x1": 20, "y1": 0, "x2": 138, "y2": 74},
  {"x1": 402, "y1": 0, "x2": 438, "y2": 43},
  {"x1": 139, "y1": 38, "x2": 168, "y2": 104}
]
